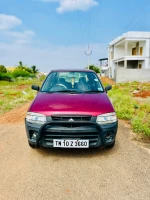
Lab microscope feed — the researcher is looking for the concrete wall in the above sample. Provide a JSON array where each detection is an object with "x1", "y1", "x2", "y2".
[
  {"x1": 109, "y1": 32, "x2": 150, "y2": 46},
  {"x1": 145, "y1": 39, "x2": 149, "y2": 57},
  {"x1": 114, "y1": 45, "x2": 124, "y2": 59},
  {"x1": 128, "y1": 43, "x2": 135, "y2": 56},
  {"x1": 108, "y1": 46, "x2": 115, "y2": 78},
  {"x1": 138, "y1": 60, "x2": 145, "y2": 68},
  {"x1": 145, "y1": 58, "x2": 149, "y2": 69},
  {"x1": 127, "y1": 41, "x2": 146, "y2": 56},
  {"x1": 139, "y1": 41, "x2": 146, "y2": 56},
  {"x1": 111, "y1": 62, "x2": 116, "y2": 78},
  {"x1": 115, "y1": 68, "x2": 150, "y2": 83},
  {"x1": 118, "y1": 61, "x2": 124, "y2": 67}
]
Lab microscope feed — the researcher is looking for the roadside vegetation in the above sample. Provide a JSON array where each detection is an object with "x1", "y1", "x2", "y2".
[
  {"x1": 89, "y1": 65, "x2": 100, "y2": 73},
  {"x1": 0, "y1": 62, "x2": 39, "y2": 81},
  {"x1": 0, "y1": 62, "x2": 45, "y2": 114},
  {"x1": 101, "y1": 78, "x2": 150, "y2": 138},
  {"x1": 0, "y1": 78, "x2": 44, "y2": 114}
]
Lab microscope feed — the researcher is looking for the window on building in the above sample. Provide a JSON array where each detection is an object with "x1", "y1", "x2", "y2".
[
  {"x1": 132, "y1": 48, "x2": 136, "y2": 55},
  {"x1": 140, "y1": 47, "x2": 143, "y2": 55}
]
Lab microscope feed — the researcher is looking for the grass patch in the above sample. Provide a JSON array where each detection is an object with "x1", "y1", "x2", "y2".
[
  {"x1": 0, "y1": 72, "x2": 12, "y2": 81},
  {"x1": 107, "y1": 82, "x2": 150, "y2": 137},
  {"x1": 109, "y1": 88, "x2": 136, "y2": 120},
  {"x1": 0, "y1": 78, "x2": 43, "y2": 114},
  {"x1": 131, "y1": 111, "x2": 150, "y2": 137}
]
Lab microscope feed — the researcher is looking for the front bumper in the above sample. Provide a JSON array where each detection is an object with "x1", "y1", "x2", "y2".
[{"x1": 25, "y1": 118, "x2": 118, "y2": 148}]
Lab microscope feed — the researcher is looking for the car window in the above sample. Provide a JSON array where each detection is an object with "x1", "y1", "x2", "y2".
[{"x1": 41, "y1": 71, "x2": 104, "y2": 93}]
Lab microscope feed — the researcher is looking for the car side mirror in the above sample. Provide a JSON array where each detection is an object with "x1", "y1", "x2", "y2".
[
  {"x1": 31, "y1": 85, "x2": 40, "y2": 91},
  {"x1": 105, "y1": 85, "x2": 112, "y2": 92}
]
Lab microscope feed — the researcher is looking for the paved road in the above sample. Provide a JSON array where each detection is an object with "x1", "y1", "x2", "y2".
[{"x1": 0, "y1": 106, "x2": 150, "y2": 200}]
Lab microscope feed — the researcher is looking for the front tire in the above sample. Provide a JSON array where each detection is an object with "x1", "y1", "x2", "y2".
[
  {"x1": 106, "y1": 141, "x2": 115, "y2": 149},
  {"x1": 28, "y1": 141, "x2": 39, "y2": 148}
]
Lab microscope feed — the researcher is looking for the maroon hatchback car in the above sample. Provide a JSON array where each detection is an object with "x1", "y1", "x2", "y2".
[{"x1": 25, "y1": 70, "x2": 118, "y2": 149}]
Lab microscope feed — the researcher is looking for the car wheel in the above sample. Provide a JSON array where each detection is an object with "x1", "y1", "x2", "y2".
[
  {"x1": 28, "y1": 141, "x2": 38, "y2": 148},
  {"x1": 106, "y1": 141, "x2": 115, "y2": 149}
]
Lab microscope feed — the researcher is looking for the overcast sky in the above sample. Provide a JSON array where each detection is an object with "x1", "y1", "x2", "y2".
[{"x1": 0, "y1": 0, "x2": 150, "y2": 72}]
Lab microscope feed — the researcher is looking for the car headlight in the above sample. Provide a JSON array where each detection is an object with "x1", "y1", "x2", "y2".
[
  {"x1": 96, "y1": 112, "x2": 117, "y2": 125},
  {"x1": 26, "y1": 112, "x2": 46, "y2": 124}
]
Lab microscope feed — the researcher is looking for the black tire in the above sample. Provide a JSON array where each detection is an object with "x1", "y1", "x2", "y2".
[
  {"x1": 106, "y1": 141, "x2": 115, "y2": 149},
  {"x1": 28, "y1": 141, "x2": 38, "y2": 148}
]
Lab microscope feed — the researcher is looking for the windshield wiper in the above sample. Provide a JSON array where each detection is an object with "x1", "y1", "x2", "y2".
[
  {"x1": 57, "y1": 90, "x2": 81, "y2": 93},
  {"x1": 45, "y1": 90, "x2": 81, "y2": 94},
  {"x1": 41, "y1": 91, "x2": 55, "y2": 93},
  {"x1": 83, "y1": 90, "x2": 103, "y2": 93},
  {"x1": 42, "y1": 90, "x2": 102, "y2": 94}
]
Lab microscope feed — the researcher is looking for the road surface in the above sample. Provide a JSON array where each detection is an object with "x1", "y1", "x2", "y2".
[{"x1": 0, "y1": 103, "x2": 150, "y2": 200}]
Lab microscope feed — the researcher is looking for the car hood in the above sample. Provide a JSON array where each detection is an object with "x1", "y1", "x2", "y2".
[{"x1": 29, "y1": 92, "x2": 114, "y2": 116}]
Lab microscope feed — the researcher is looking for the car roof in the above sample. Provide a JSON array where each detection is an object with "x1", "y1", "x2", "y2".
[{"x1": 50, "y1": 69, "x2": 95, "y2": 72}]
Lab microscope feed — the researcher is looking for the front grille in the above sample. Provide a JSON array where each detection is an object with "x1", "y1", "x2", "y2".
[
  {"x1": 51, "y1": 115, "x2": 91, "y2": 122},
  {"x1": 41, "y1": 123, "x2": 101, "y2": 147}
]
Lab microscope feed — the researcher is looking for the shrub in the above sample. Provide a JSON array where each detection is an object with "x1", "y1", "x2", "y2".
[
  {"x1": 0, "y1": 72, "x2": 12, "y2": 81},
  {"x1": 12, "y1": 69, "x2": 31, "y2": 78},
  {"x1": 17, "y1": 61, "x2": 34, "y2": 74},
  {"x1": 36, "y1": 74, "x2": 46, "y2": 81},
  {"x1": 108, "y1": 88, "x2": 136, "y2": 120},
  {"x1": 0, "y1": 65, "x2": 7, "y2": 73},
  {"x1": 40, "y1": 75, "x2": 46, "y2": 81},
  {"x1": 131, "y1": 111, "x2": 150, "y2": 136},
  {"x1": 89, "y1": 65, "x2": 100, "y2": 73},
  {"x1": 16, "y1": 66, "x2": 33, "y2": 73}
]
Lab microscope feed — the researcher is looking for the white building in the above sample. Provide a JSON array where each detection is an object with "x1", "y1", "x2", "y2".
[
  {"x1": 98, "y1": 58, "x2": 108, "y2": 76},
  {"x1": 108, "y1": 32, "x2": 150, "y2": 82}
]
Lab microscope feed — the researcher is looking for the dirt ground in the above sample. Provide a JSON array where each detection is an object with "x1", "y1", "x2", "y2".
[
  {"x1": 133, "y1": 90, "x2": 150, "y2": 98},
  {"x1": 0, "y1": 102, "x2": 31, "y2": 124},
  {"x1": 16, "y1": 84, "x2": 28, "y2": 90},
  {"x1": 0, "y1": 103, "x2": 150, "y2": 200},
  {"x1": 100, "y1": 76, "x2": 116, "y2": 85}
]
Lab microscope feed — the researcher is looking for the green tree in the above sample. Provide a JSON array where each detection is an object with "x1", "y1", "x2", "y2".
[
  {"x1": 89, "y1": 65, "x2": 100, "y2": 73},
  {"x1": 0, "y1": 65, "x2": 7, "y2": 73},
  {"x1": 17, "y1": 61, "x2": 32, "y2": 73},
  {"x1": 31, "y1": 65, "x2": 39, "y2": 74},
  {"x1": 18, "y1": 61, "x2": 23, "y2": 69},
  {"x1": 23, "y1": 66, "x2": 33, "y2": 73}
]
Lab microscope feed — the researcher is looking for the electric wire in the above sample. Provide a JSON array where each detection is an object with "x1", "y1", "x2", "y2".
[
  {"x1": 92, "y1": 0, "x2": 102, "y2": 45},
  {"x1": 129, "y1": 11, "x2": 150, "y2": 30},
  {"x1": 89, "y1": 0, "x2": 102, "y2": 52},
  {"x1": 124, "y1": 0, "x2": 150, "y2": 32},
  {"x1": 88, "y1": 0, "x2": 91, "y2": 47},
  {"x1": 75, "y1": 0, "x2": 103, "y2": 58},
  {"x1": 75, "y1": 0, "x2": 85, "y2": 48}
]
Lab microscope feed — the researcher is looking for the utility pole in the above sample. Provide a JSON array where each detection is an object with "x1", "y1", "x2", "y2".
[{"x1": 85, "y1": 46, "x2": 92, "y2": 69}]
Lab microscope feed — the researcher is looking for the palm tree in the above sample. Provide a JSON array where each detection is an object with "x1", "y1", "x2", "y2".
[
  {"x1": 18, "y1": 61, "x2": 23, "y2": 69},
  {"x1": 31, "y1": 65, "x2": 39, "y2": 74}
]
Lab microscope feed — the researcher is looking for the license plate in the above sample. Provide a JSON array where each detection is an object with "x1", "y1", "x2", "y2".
[{"x1": 53, "y1": 139, "x2": 89, "y2": 148}]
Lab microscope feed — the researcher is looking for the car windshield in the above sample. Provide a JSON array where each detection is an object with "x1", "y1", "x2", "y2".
[{"x1": 41, "y1": 71, "x2": 104, "y2": 93}]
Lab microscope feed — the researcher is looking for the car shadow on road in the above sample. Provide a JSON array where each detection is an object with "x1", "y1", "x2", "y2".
[{"x1": 35, "y1": 141, "x2": 119, "y2": 159}]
